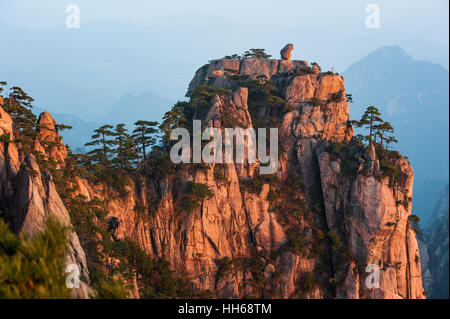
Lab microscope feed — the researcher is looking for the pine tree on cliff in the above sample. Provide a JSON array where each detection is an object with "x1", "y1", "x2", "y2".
[
  {"x1": 132, "y1": 120, "x2": 158, "y2": 162},
  {"x1": 352, "y1": 106, "x2": 383, "y2": 144},
  {"x1": 346, "y1": 93, "x2": 353, "y2": 103},
  {"x1": 384, "y1": 135, "x2": 398, "y2": 150},
  {"x1": 311, "y1": 62, "x2": 321, "y2": 71},
  {"x1": 113, "y1": 123, "x2": 135, "y2": 170},
  {"x1": 85, "y1": 125, "x2": 117, "y2": 164},
  {"x1": 54, "y1": 123, "x2": 73, "y2": 133},
  {"x1": 159, "y1": 104, "x2": 188, "y2": 150}
]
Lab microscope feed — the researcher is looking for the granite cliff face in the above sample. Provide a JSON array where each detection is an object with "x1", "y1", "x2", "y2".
[
  {"x1": 0, "y1": 46, "x2": 424, "y2": 298},
  {"x1": 0, "y1": 105, "x2": 91, "y2": 298},
  {"x1": 317, "y1": 143, "x2": 422, "y2": 298}
]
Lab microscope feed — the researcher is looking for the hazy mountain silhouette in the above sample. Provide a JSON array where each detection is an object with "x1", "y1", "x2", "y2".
[
  {"x1": 104, "y1": 91, "x2": 174, "y2": 128},
  {"x1": 34, "y1": 90, "x2": 174, "y2": 149},
  {"x1": 0, "y1": 22, "x2": 196, "y2": 120},
  {"x1": 343, "y1": 45, "x2": 449, "y2": 223}
]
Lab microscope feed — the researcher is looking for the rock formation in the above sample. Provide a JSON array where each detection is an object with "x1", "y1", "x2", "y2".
[
  {"x1": 280, "y1": 44, "x2": 294, "y2": 60},
  {"x1": 0, "y1": 106, "x2": 91, "y2": 298},
  {"x1": 0, "y1": 46, "x2": 425, "y2": 299},
  {"x1": 73, "y1": 51, "x2": 422, "y2": 298},
  {"x1": 35, "y1": 111, "x2": 68, "y2": 167}
]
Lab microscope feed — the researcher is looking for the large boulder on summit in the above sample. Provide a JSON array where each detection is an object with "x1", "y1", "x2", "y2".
[{"x1": 280, "y1": 43, "x2": 294, "y2": 60}]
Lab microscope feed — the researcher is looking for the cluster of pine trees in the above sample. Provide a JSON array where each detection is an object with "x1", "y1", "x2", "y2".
[
  {"x1": 74, "y1": 99, "x2": 195, "y2": 192},
  {"x1": 76, "y1": 121, "x2": 158, "y2": 193},
  {"x1": 83, "y1": 121, "x2": 158, "y2": 170},
  {"x1": 0, "y1": 82, "x2": 40, "y2": 153},
  {"x1": 0, "y1": 82, "x2": 196, "y2": 298},
  {"x1": 223, "y1": 48, "x2": 272, "y2": 60}
]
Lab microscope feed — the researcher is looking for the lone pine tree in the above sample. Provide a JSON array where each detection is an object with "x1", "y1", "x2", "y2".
[
  {"x1": 132, "y1": 120, "x2": 158, "y2": 162},
  {"x1": 375, "y1": 121, "x2": 398, "y2": 151},
  {"x1": 352, "y1": 106, "x2": 383, "y2": 144},
  {"x1": 114, "y1": 124, "x2": 135, "y2": 170}
]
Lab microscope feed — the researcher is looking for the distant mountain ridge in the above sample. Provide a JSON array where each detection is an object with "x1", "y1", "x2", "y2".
[
  {"x1": 104, "y1": 90, "x2": 174, "y2": 128},
  {"x1": 34, "y1": 90, "x2": 174, "y2": 149},
  {"x1": 420, "y1": 185, "x2": 449, "y2": 299}
]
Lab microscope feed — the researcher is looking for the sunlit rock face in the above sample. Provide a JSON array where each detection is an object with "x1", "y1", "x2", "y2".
[
  {"x1": 0, "y1": 107, "x2": 92, "y2": 298},
  {"x1": 70, "y1": 45, "x2": 422, "y2": 298}
]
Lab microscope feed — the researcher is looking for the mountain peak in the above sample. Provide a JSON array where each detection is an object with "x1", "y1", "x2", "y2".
[
  {"x1": 373, "y1": 45, "x2": 408, "y2": 55},
  {"x1": 365, "y1": 45, "x2": 412, "y2": 63}
]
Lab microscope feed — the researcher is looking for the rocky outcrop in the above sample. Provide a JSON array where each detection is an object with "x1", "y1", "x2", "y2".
[
  {"x1": 0, "y1": 106, "x2": 20, "y2": 201},
  {"x1": 316, "y1": 140, "x2": 424, "y2": 298},
  {"x1": 0, "y1": 45, "x2": 425, "y2": 299},
  {"x1": 186, "y1": 55, "x2": 309, "y2": 97},
  {"x1": 280, "y1": 43, "x2": 294, "y2": 60},
  {"x1": 34, "y1": 111, "x2": 68, "y2": 167},
  {"x1": 10, "y1": 154, "x2": 91, "y2": 298}
]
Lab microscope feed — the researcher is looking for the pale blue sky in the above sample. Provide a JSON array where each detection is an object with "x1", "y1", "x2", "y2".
[
  {"x1": 1, "y1": 0, "x2": 448, "y2": 67},
  {"x1": 0, "y1": 0, "x2": 448, "y2": 117}
]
